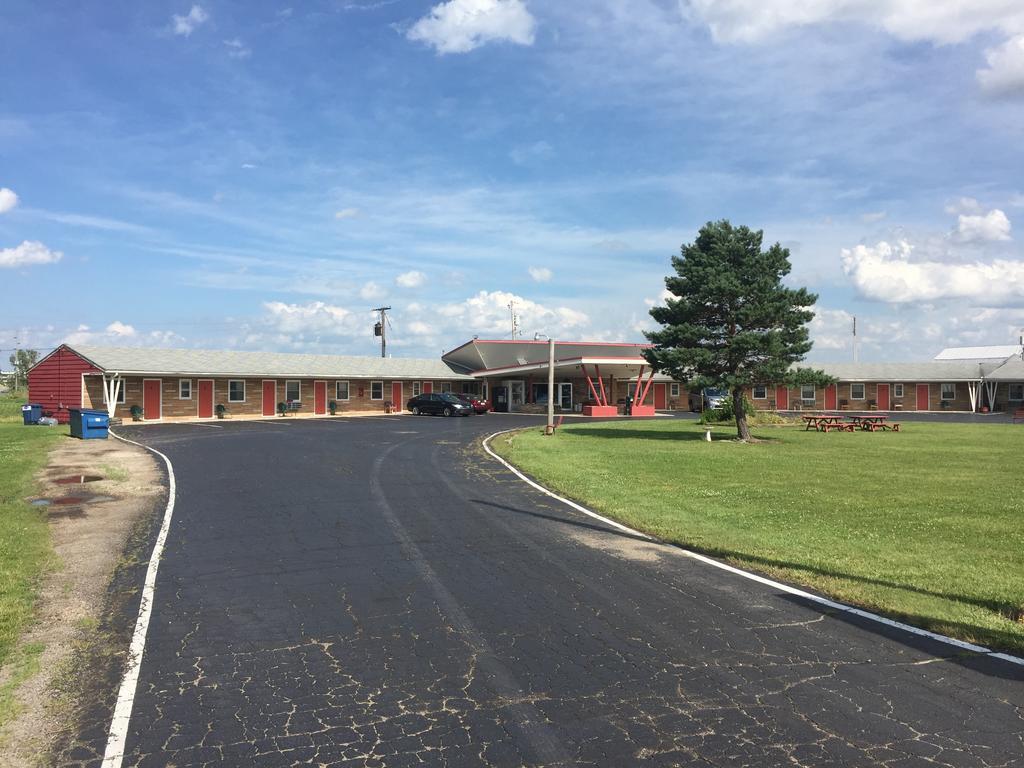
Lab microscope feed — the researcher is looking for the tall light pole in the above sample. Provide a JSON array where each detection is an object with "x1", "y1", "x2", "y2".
[{"x1": 545, "y1": 337, "x2": 555, "y2": 435}]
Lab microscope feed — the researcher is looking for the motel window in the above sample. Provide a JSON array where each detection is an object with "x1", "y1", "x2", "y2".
[
  {"x1": 412, "y1": 381, "x2": 422, "y2": 397},
  {"x1": 228, "y1": 380, "x2": 246, "y2": 403},
  {"x1": 336, "y1": 381, "x2": 350, "y2": 401},
  {"x1": 894, "y1": 383, "x2": 904, "y2": 399},
  {"x1": 1009, "y1": 383, "x2": 1024, "y2": 401},
  {"x1": 626, "y1": 382, "x2": 636, "y2": 397},
  {"x1": 370, "y1": 381, "x2": 384, "y2": 400},
  {"x1": 752, "y1": 384, "x2": 767, "y2": 400},
  {"x1": 179, "y1": 379, "x2": 192, "y2": 399},
  {"x1": 800, "y1": 384, "x2": 815, "y2": 402},
  {"x1": 670, "y1": 382, "x2": 680, "y2": 398},
  {"x1": 440, "y1": 382, "x2": 452, "y2": 393},
  {"x1": 850, "y1": 383, "x2": 865, "y2": 400},
  {"x1": 941, "y1": 383, "x2": 955, "y2": 401},
  {"x1": 286, "y1": 380, "x2": 301, "y2": 402},
  {"x1": 462, "y1": 383, "x2": 473, "y2": 394}
]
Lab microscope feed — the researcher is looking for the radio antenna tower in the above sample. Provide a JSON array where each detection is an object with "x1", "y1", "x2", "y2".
[{"x1": 508, "y1": 301, "x2": 519, "y2": 340}]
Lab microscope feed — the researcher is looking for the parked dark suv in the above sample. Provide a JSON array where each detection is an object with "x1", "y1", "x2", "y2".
[{"x1": 406, "y1": 392, "x2": 473, "y2": 417}]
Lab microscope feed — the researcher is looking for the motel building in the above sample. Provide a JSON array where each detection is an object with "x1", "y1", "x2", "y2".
[{"x1": 27, "y1": 340, "x2": 1024, "y2": 423}]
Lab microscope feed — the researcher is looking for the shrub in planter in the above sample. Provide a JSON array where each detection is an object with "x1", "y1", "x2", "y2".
[
  {"x1": 130, "y1": 404, "x2": 143, "y2": 422},
  {"x1": 329, "y1": 400, "x2": 337, "y2": 415},
  {"x1": 277, "y1": 401, "x2": 287, "y2": 416},
  {"x1": 215, "y1": 403, "x2": 227, "y2": 419}
]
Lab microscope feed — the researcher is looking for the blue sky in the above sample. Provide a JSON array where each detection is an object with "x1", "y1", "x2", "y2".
[{"x1": 3, "y1": 0, "x2": 1024, "y2": 362}]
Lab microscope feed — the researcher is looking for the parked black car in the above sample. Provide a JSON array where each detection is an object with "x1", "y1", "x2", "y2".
[{"x1": 406, "y1": 392, "x2": 473, "y2": 417}]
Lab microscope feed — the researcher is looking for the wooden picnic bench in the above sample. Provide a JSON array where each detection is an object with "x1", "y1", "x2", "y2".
[
  {"x1": 820, "y1": 421, "x2": 855, "y2": 432},
  {"x1": 802, "y1": 415, "x2": 845, "y2": 431},
  {"x1": 280, "y1": 401, "x2": 302, "y2": 415}
]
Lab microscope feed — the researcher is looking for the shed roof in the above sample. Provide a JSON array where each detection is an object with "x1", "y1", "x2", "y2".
[
  {"x1": 60, "y1": 345, "x2": 473, "y2": 380},
  {"x1": 985, "y1": 355, "x2": 1024, "y2": 381}
]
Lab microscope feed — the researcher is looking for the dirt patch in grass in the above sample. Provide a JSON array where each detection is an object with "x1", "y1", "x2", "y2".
[{"x1": 0, "y1": 434, "x2": 163, "y2": 765}]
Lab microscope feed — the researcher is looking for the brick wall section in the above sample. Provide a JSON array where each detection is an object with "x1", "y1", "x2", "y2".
[
  {"x1": 83, "y1": 376, "x2": 462, "y2": 420},
  {"x1": 743, "y1": 381, "x2": 983, "y2": 412}
]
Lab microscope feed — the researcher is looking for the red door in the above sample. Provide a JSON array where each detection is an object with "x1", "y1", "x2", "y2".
[
  {"x1": 262, "y1": 380, "x2": 276, "y2": 416},
  {"x1": 877, "y1": 383, "x2": 890, "y2": 411},
  {"x1": 314, "y1": 381, "x2": 327, "y2": 415},
  {"x1": 824, "y1": 384, "x2": 837, "y2": 411},
  {"x1": 916, "y1": 384, "x2": 929, "y2": 411},
  {"x1": 775, "y1": 386, "x2": 789, "y2": 410},
  {"x1": 391, "y1": 381, "x2": 403, "y2": 411},
  {"x1": 198, "y1": 380, "x2": 214, "y2": 418},
  {"x1": 143, "y1": 379, "x2": 162, "y2": 420},
  {"x1": 422, "y1": 381, "x2": 433, "y2": 394},
  {"x1": 653, "y1": 383, "x2": 667, "y2": 410}
]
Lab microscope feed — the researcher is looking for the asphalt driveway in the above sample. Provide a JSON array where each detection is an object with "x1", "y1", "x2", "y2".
[{"x1": 76, "y1": 415, "x2": 1023, "y2": 766}]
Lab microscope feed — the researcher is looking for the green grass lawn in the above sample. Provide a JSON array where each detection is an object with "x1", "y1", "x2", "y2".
[
  {"x1": 492, "y1": 419, "x2": 1024, "y2": 654},
  {"x1": 0, "y1": 391, "x2": 58, "y2": 682}
]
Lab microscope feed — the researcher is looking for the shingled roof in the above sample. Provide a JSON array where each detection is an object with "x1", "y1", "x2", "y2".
[{"x1": 61, "y1": 345, "x2": 473, "y2": 380}]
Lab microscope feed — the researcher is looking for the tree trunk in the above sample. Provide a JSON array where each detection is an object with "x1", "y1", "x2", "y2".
[{"x1": 733, "y1": 385, "x2": 751, "y2": 441}]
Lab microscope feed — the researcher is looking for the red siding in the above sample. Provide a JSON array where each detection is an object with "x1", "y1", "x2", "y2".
[{"x1": 27, "y1": 346, "x2": 101, "y2": 423}]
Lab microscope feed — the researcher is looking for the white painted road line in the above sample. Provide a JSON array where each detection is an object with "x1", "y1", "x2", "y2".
[
  {"x1": 482, "y1": 428, "x2": 1024, "y2": 668},
  {"x1": 102, "y1": 430, "x2": 179, "y2": 767}
]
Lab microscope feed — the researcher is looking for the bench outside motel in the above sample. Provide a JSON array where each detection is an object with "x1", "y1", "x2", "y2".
[{"x1": 27, "y1": 341, "x2": 1024, "y2": 423}]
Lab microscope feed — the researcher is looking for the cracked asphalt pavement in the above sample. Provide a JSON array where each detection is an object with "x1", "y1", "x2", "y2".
[{"x1": 69, "y1": 415, "x2": 1022, "y2": 766}]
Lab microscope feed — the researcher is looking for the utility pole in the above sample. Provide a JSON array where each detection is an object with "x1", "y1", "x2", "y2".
[
  {"x1": 852, "y1": 315, "x2": 858, "y2": 363},
  {"x1": 545, "y1": 337, "x2": 555, "y2": 435},
  {"x1": 372, "y1": 306, "x2": 391, "y2": 358}
]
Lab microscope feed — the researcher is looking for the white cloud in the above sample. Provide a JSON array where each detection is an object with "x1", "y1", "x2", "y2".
[
  {"x1": 395, "y1": 270, "x2": 426, "y2": 288},
  {"x1": 436, "y1": 290, "x2": 588, "y2": 338},
  {"x1": 977, "y1": 34, "x2": 1024, "y2": 95},
  {"x1": 944, "y1": 196, "x2": 983, "y2": 216},
  {"x1": 528, "y1": 265, "x2": 552, "y2": 282},
  {"x1": 334, "y1": 207, "x2": 361, "y2": 220},
  {"x1": 954, "y1": 208, "x2": 1011, "y2": 243},
  {"x1": 241, "y1": 163, "x2": 257, "y2": 169},
  {"x1": 407, "y1": 0, "x2": 536, "y2": 54},
  {"x1": 407, "y1": 320, "x2": 433, "y2": 335},
  {"x1": 841, "y1": 239, "x2": 1024, "y2": 304},
  {"x1": 683, "y1": 0, "x2": 1024, "y2": 45},
  {"x1": 223, "y1": 38, "x2": 252, "y2": 59},
  {"x1": 860, "y1": 211, "x2": 887, "y2": 223},
  {"x1": 359, "y1": 281, "x2": 385, "y2": 300},
  {"x1": 0, "y1": 240, "x2": 63, "y2": 268},
  {"x1": 105, "y1": 321, "x2": 137, "y2": 337},
  {"x1": 64, "y1": 321, "x2": 183, "y2": 347},
  {"x1": 172, "y1": 5, "x2": 209, "y2": 36},
  {"x1": 0, "y1": 187, "x2": 18, "y2": 214},
  {"x1": 263, "y1": 300, "x2": 362, "y2": 334}
]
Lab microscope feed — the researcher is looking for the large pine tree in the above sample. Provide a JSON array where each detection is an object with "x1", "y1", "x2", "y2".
[{"x1": 644, "y1": 220, "x2": 824, "y2": 441}]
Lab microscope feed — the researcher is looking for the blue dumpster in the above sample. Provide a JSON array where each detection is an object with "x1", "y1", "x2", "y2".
[
  {"x1": 21, "y1": 404, "x2": 42, "y2": 425},
  {"x1": 69, "y1": 408, "x2": 110, "y2": 440}
]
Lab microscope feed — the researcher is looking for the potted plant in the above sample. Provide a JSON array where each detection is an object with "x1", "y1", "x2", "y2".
[
  {"x1": 329, "y1": 399, "x2": 337, "y2": 415},
  {"x1": 215, "y1": 403, "x2": 227, "y2": 419},
  {"x1": 277, "y1": 401, "x2": 287, "y2": 417},
  {"x1": 130, "y1": 404, "x2": 143, "y2": 422}
]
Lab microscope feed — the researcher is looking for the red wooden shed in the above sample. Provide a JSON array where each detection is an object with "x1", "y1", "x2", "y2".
[{"x1": 26, "y1": 345, "x2": 100, "y2": 423}]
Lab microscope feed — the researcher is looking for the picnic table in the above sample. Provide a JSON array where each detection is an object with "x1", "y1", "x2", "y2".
[
  {"x1": 802, "y1": 415, "x2": 847, "y2": 431},
  {"x1": 848, "y1": 414, "x2": 888, "y2": 431}
]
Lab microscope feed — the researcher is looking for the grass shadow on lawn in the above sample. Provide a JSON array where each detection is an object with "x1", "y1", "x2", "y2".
[
  {"x1": 471, "y1": 492, "x2": 1024, "y2": 673},
  {"x1": 557, "y1": 426, "x2": 782, "y2": 443}
]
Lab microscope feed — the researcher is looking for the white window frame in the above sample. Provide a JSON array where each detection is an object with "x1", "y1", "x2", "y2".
[
  {"x1": 335, "y1": 380, "x2": 350, "y2": 401},
  {"x1": 228, "y1": 379, "x2": 246, "y2": 403},
  {"x1": 285, "y1": 380, "x2": 301, "y2": 402},
  {"x1": 1008, "y1": 383, "x2": 1024, "y2": 401},
  {"x1": 894, "y1": 383, "x2": 904, "y2": 399},
  {"x1": 670, "y1": 382, "x2": 680, "y2": 397},
  {"x1": 412, "y1": 381, "x2": 422, "y2": 397},
  {"x1": 940, "y1": 383, "x2": 956, "y2": 400},
  {"x1": 850, "y1": 383, "x2": 866, "y2": 400},
  {"x1": 370, "y1": 381, "x2": 384, "y2": 401},
  {"x1": 752, "y1": 384, "x2": 767, "y2": 400},
  {"x1": 178, "y1": 379, "x2": 192, "y2": 399},
  {"x1": 113, "y1": 381, "x2": 126, "y2": 404},
  {"x1": 800, "y1": 384, "x2": 816, "y2": 402}
]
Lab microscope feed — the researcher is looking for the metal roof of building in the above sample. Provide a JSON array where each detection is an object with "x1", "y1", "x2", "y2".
[
  {"x1": 933, "y1": 345, "x2": 1022, "y2": 361},
  {"x1": 442, "y1": 339, "x2": 650, "y2": 374},
  {"x1": 66, "y1": 345, "x2": 474, "y2": 380},
  {"x1": 810, "y1": 360, "x2": 998, "y2": 382}
]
